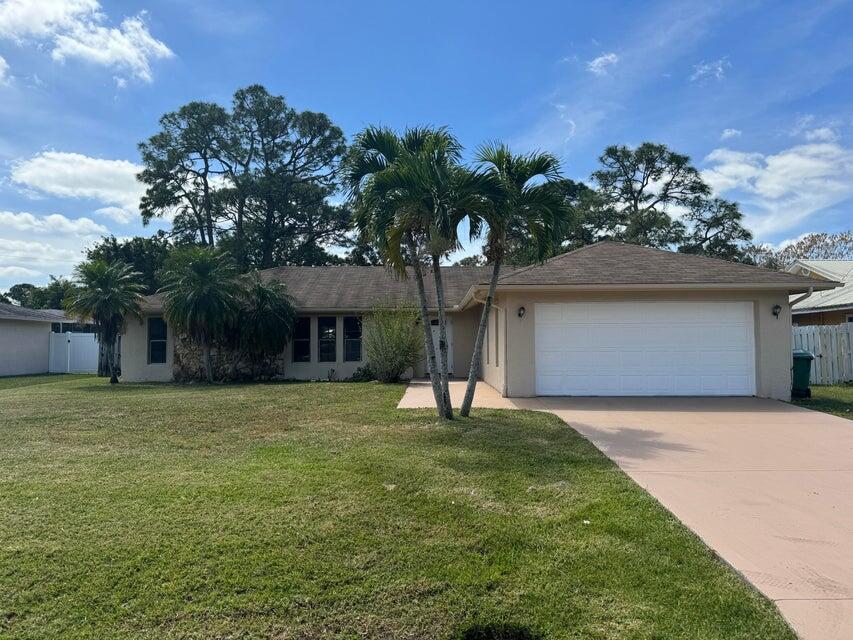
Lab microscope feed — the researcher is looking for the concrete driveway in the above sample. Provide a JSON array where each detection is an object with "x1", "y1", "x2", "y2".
[{"x1": 399, "y1": 381, "x2": 853, "y2": 640}]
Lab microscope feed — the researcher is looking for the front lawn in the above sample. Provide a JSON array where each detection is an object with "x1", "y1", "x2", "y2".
[
  {"x1": 0, "y1": 378, "x2": 794, "y2": 639},
  {"x1": 793, "y1": 383, "x2": 853, "y2": 419}
]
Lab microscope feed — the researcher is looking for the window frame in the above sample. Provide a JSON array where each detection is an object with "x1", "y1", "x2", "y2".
[
  {"x1": 343, "y1": 316, "x2": 362, "y2": 362},
  {"x1": 147, "y1": 317, "x2": 168, "y2": 365},
  {"x1": 318, "y1": 316, "x2": 337, "y2": 363},
  {"x1": 292, "y1": 317, "x2": 311, "y2": 363}
]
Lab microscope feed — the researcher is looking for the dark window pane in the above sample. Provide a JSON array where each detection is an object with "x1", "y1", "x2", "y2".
[
  {"x1": 318, "y1": 316, "x2": 336, "y2": 362},
  {"x1": 294, "y1": 317, "x2": 310, "y2": 340},
  {"x1": 293, "y1": 340, "x2": 310, "y2": 362},
  {"x1": 344, "y1": 316, "x2": 362, "y2": 362},
  {"x1": 293, "y1": 317, "x2": 311, "y2": 362},
  {"x1": 147, "y1": 318, "x2": 167, "y2": 364},
  {"x1": 148, "y1": 317, "x2": 167, "y2": 340},
  {"x1": 149, "y1": 340, "x2": 167, "y2": 364}
]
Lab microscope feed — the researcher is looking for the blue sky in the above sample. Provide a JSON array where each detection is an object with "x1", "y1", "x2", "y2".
[{"x1": 1, "y1": 0, "x2": 852, "y2": 289}]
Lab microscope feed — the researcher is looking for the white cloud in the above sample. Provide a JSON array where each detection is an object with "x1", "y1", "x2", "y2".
[
  {"x1": 703, "y1": 142, "x2": 853, "y2": 237},
  {"x1": 0, "y1": 210, "x2": 108, "y2": 236},
  {"x1": 0, "y1": 0, "x2": 172, "y2": 82},
  {"x1": 94, "y1": 206, "x2": 135, "y2": 224},
  {"x1": 804, "y1": 127, "x2": 838, "y2": 142},
  {"x1": 0, "y1": 54, "x2": 9, "y2": 84},
  {"x1": 12, "y1": 151, "x2": 144, "y2": 222},
  {"x1": 0, "y1": 265, "x2": 40, "y2": 279},
  {"x1": 720, "y1": 128, "x2": 742, "y2": 140},
  {"x1": 690, "y1": 57, "x2": 729, "y2": 82},
  {"x1": 587, "y1": 52, "x2": 619, "y2": 76},
  {"x1": 0, "y1": 213, "x2": 104, "y2": 287}
]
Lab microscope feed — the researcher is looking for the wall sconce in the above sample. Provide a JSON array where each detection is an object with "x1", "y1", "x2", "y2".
[
  {"x1": 517, "y1": 306, "x2": 526, "y2": 318},
  {"x1": 772, "y1": 304, "x2": 782, "y2": 318}
]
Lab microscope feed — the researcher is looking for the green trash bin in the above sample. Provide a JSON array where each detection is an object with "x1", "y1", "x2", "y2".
[{"x1": 792, "y1": 349, "x2": 814, "y2": 398}]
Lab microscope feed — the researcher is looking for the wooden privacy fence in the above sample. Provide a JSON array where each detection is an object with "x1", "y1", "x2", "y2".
[{"x1": 792, "y1": 323, "x2": 853, "y2": 385}]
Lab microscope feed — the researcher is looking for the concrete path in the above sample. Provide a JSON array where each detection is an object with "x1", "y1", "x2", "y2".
[{"x1": 399, "y1": 381, "x2": 853, "y2": 640}]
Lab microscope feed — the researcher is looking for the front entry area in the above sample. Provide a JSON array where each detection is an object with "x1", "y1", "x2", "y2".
[{"x1": 534, "y1": 301, "x2": 756, "y2": 396}]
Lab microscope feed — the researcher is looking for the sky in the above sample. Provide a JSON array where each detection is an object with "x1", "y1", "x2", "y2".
[{"x1": 0, "y1": 0, "x2": 852, "y2": 290}]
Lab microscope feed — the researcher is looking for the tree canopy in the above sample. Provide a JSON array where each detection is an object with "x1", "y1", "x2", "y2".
[{"x1": 138, "y1": 85, "x2": 350, "y2": 269}]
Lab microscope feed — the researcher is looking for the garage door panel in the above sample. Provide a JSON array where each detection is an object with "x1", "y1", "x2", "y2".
[{"x1": 535, "y1": 302, "x2": 756, "y2": 396}]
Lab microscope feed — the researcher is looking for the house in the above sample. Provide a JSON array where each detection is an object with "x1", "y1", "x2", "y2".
[
  {"x1": 120, "y1": 241, "x2": 837, "y2": 400},
  {"x1": 786, "y1": 259, "x2": 853, "y2": 325},
  {"x1": 0, "y1": 302, "x2": 67, "y2": 377}
]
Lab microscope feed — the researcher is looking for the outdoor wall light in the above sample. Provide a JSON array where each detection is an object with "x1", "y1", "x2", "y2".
[
  {"x1": 517, "y1": 306, "x2": 526, "y2": 318},
  {"x1": 772, "y1": 304, "x2": 782, "y2": 318}
]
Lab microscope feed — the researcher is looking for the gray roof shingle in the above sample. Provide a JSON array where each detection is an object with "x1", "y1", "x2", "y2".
[
  {"x1": 0, "y1": 302, "x2": 67, "y2": 323},
  {"x1": 495, "y1": 241, "x2": 836, "y2": 289}
]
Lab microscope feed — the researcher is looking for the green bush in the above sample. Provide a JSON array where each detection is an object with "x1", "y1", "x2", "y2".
[
  {"x1": 349, "y1": 365, "x2": 376, "y2": 382},
  {"x1": 363, "y1": 301, "x2": 423, "y2": 383}
]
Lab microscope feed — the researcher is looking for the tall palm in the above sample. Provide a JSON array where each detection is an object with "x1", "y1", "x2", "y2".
[
  {"x1": 159, "y1": 247, "x2": 244, "y2": 382},
  {"x1": 66, "y1": 260, "x2": 145, "y2": 384},
  {"x1": 460, "y1": 145, "x2": 567, "y2": 417},
  {"x1": 345, "y1": 126, "x2": 496, "y2": 418}
]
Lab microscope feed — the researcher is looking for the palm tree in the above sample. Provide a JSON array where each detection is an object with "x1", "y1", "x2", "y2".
[
  {"x1": 159, "y1": 247, "x2": 244, "y2": 382},
  {"x1": 345, "y1": 126, "x2": 497, "y2": 419},
  {"x1": 460, "y1": 145, "x2": 567, "y2": 417},
  {"x1": 65, "y1": 260, "x2": 145, "y2": 384},
  {"x1": 233, "y1": 272, "x2": 297, "y2": 378}
]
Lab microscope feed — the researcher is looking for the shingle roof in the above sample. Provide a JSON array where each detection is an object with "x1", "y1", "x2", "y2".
[
  {"x1": 139, "y1": 266, "x2": 498, "y2": 313},
  {"x1": 136, "y1": 242, "x2": 836, "y2": 314},
  {"x1": 258, "y1": 265, "x2": 495, "y2": 309},
  {"x1": 0, "y1": 302, "x2": 67, "y2": 323},
  {"x1": 789, "y1": 260, "x2": 853, "y2": 313},
  {"x1": 495, "y1": 241, "x2": 836, "y2": 289}
]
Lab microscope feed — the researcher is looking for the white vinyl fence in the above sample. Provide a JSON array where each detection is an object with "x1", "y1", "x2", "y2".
[
  {"x1": 792, "y1": 323, "x2": 853, "y2": 385},
  {"x1": 49, "y1": 332, "x2": 99, "y2": 374}
]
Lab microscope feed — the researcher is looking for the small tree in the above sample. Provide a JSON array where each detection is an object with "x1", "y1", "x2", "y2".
[
  {"x1": 159, "y1": 247, "x2": 243, "y2": 382},
  {"x1": 363, "y1": 301, "x2": 423, "y2": 383},
  {"x1": 65, "y1": 260, "x2": 145, "y2": 384}
]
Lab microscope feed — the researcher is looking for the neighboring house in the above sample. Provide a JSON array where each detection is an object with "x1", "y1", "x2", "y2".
[
  {"x1": 0, "y1": 302, "x2": 67, "y2": 377},
  {"x1": 786, "y1": 259, "x2": 853, "y2": 325},
  {"x1": 120, "y1": 241, "x2": 836, "y2": 400}
]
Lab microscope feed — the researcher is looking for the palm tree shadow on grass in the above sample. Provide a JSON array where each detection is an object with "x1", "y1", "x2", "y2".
[{"x1": 455, "y1": 623, "x2": 544, "y2": 640}]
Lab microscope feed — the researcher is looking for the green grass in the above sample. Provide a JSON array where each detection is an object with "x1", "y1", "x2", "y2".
[
  {"x1": 793, "y1": 383, "x2": 853, "y2": 419},
  {"x1": 0, "y1": 377, "x2": 794, "y2": 640},
  {"x1": 0, "y1": 373, "x2": 92, "y2": 391}
]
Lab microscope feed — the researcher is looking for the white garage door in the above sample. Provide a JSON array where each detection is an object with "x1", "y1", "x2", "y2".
[{"x1": 535, "y1": 302, "x2": 756, "y2": 396}]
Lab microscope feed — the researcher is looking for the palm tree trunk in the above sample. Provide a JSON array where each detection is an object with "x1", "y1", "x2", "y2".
[
  {"x1": 107, "y1": 339, "x2": 119, "y2": 384},
  {"x1": 203, "y1": 343, "x2": 213, "y2": 383},
  {"x1": 431, "y1": 255, "x2": 453, "y2": 419},
  {"x1": 460, "y1": 258, "x2": 501, "y2": 417},
  {"x1": 408, "y1": 238, "x2": 447, "y2": 419}
]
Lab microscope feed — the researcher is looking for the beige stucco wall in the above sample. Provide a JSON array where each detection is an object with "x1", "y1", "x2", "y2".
[
  {"x1": 0, "y1": 319, "x2": 51, "y2": 377},
  {"x1": 481, "y1": 295, "x2": 507, "y2": 394},
  {"x1": 793, "y1": 309, "x2": 851, "y2": 326},
  {"x1": 120, "y1": 309, "x2": 482, "y2": 383},
  {"x1": 486, "y1": 289, "x2": 794, "y2": 401},
  {"x1": 120, "y1": 314, "x2": 175, "y2": 382}
]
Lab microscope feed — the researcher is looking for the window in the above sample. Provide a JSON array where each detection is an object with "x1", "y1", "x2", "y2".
[
  {"x1": 148, "y1": 317, "x2": 167, "y2": 364},
  {"x1": 847, "y1": 314, "x2": 853, "y2": 323},
  {"x1": 344, "y1": 316, "x2": 362, "y2": 362},
  {"x1": 318, "y1": 316, "x2": 337, "y2": 362},
  {"x1": 292, "y1": 317, "x2": 311, "y2": 362}
]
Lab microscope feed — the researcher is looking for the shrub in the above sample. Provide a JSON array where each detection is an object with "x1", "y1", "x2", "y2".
[
  {"x1": 349, "y1": 365, "x2": 376, "y2": 382},
  {"x1": 363, "y1": 301, "x2": 423, "y2": 382}
]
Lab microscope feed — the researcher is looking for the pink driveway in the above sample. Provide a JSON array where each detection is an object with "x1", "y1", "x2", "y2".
[{"x1": 399, "y1": 382, "x2": 853, "y2": 639}]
